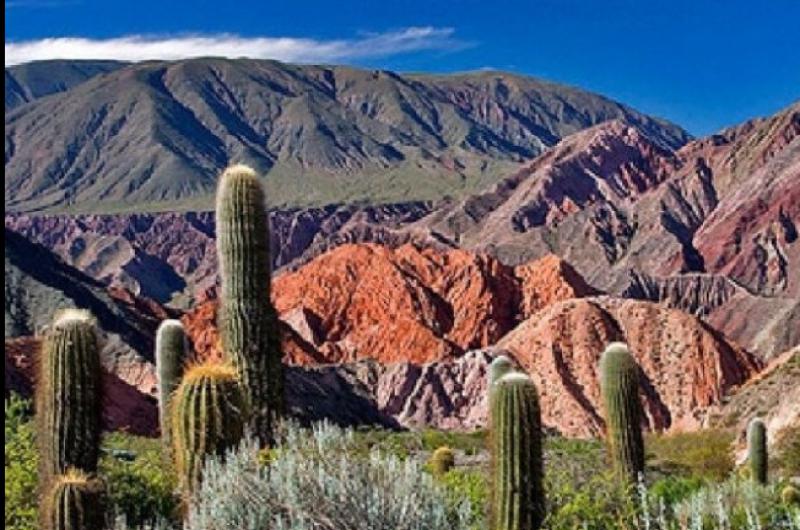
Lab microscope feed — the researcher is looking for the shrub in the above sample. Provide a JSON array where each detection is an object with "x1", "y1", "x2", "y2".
[
  {"x1": 185, "y1": 421, "x2": 474, "y2": 530},
  {"x1": 646, "y1": 429, "x2": 735, "y2": 480},
  {"x1": 100, "y1": 433, "x2": 180, "y2": 527},
  {"x1": 5, "y1": 395, "x2": 38, "y2": 530}
]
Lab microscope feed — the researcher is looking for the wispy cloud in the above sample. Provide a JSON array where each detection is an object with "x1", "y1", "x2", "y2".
[{"x1": 4, "y1": 27, "x2": 469, "y2": 66}]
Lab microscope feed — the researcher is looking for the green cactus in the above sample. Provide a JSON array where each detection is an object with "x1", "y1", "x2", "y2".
[
  {"x1": 215, "y1": 164, "x2": 283, "y2": 443},
  {"x1": 490, "y1": 372, "x2": 545, "y2": 530},
  {"x1": 747, "y1": 418, "x2": 768, "y2": 484},
  {"x1": 156, "y1": 319, "x2": 189, "y2": 452},
  {"x1": 172, "y1": 361, "x2": 247, "y2": 496},
  {"x1": 36, "y1": 309, "x2": 102, "y2": 484},
  {"x1": 599, "y1": 342, "x2": 645, "y2": 484},
  {"x1": 41, "y1": 469, "x2": 107, "y2": 530},
  {"x1": 429, "y1": 446, "x2": 456, "y2": 477}
]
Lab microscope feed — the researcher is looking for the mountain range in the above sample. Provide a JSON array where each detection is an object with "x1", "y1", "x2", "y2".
[
  {"x1": 5, "y1": 58, "x2": 688, "y2": 212},
  {"x1": 3, "y1": 58, "x2": 798, "y2": 442}
]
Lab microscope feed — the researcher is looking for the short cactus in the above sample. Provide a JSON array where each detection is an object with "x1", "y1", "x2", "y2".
[
  {"x1": 156, "y1": 319, "x2": 189, "y2": 451},
  {"x1": 41, "y1": 469, "x2": 107, "y2": 530},
  {"x1": 747, "y1": 418, "x2": 768, "y2": 484},
  {"x1": 490, "y1": 372, "x2": 545, "y2": 530},
  {"x1": 782, "y1": 485, "x2": 800, "y2": 506},
  {"x1": 36, "y1": 309, "x2": 102, "y2": 483},
  {"x1": 172, "y1": 361, "x2": 248, "y2": 496},
  {"x1": 430, "y1": 446, "x2": 456, "y2": 476},
  {"x1": 599, "y1": 342, "x2": 645, "y2": 484},
  {"x1": 215, "y1": 164, "x2": 284, "y2": 443}
]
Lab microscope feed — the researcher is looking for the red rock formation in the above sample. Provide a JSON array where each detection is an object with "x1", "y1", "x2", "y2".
[
  {"x1": 183, "y1": 244, "x2": 597, "y2": 366},
  {"x1": 497, "y1": 296, "x2": 761, "y2": 437}
]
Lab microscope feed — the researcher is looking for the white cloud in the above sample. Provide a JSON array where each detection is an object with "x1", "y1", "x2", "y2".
[{"x1": 4, "y1": 27, "x2": 467, "y2": 66}]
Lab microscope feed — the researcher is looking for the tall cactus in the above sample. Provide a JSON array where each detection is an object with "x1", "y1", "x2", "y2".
[
  {"x1": 599, "y1": 342, "x2": 645, "y2": 484},
  {"x1": 36, "y1": 309, "x2": 102, "y2": 484},
  {"x1": 42, "y1": 469, "x2": 106, "y2": 530},
  {"x1": 156, "y1": 319, "x2": 189, "y2": 452},
  {"x1": 215, "y1": 164, "x2": 283, "y2": 443},
  {"x1": 747, "y1": 418, "x2": 768, "y2": 484},
  {"x1": 172, "y1": 361, "x2": 247, "y2": 496},
  {"x1": 490, "y1": 372, "x2": 545, "y2": 530}
]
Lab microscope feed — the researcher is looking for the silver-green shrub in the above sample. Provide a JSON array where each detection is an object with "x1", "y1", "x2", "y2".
[{"x1": 185, "y1": 421, "x2": 473, "y2": 530}]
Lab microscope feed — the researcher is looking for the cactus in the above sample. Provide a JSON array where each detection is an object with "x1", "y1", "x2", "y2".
[
  {"x1": 41, "y1": 469, "x2": 106, "y2": 530},
  {"x1": 599, "y1": 342, "x2": 645, "y2": 484},
  {"x1": 172, "y1": 361, "x2": 247, "y2": 496},
  {"x1": 747, "y1": 418, "x2": 768, "y2": 484},
  {"x1": 488, "y1": 354, "x2": 514, "y2": 388},
  {"x1": 490, "y1": 372, "x2": 545, "y2": 530},
  {"x1": 215, "y1": 164, "x2": 283, "y2": 443},
  {"x1": 429, "y1": 446, "x2": 456, "y2": 476},
  {"x1": 156, "y1": 319, "x2": 189, "y2": 452},
  {"x1": 782, "y1": 485, "x2": 800, "y2": 506},
  {"x1": 36, "y1": 309, "x2": 102, "y2": 484}
]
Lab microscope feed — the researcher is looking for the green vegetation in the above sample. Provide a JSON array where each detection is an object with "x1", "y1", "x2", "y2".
[
  {"x1": 645, "y1": 429, "x2": 735, "y2": 480},
  {"x1": 6, "y1": 395, "x2": 179, "y2": 529},
  {"x1": 5, "y1": 395, "x2": 37, "y2": 530}
]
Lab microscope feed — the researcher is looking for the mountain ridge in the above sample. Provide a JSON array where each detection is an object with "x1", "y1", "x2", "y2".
[{"x1": 4, "y1": 57, "x2": 690, "y2": 213}]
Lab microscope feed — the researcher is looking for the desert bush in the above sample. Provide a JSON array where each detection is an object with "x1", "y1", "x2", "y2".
[
  {"x1": 774, "y1": 424, "x2": 800, "y2": 476},
  {"x1": 185, "y1": 421, "x2": 475, "y2": 530},
  {"x1": 646, "y1": 429, "x2": 735, "y2": 480},
  {"x1": 100, "y1": 433, "x2": 180, "y2": 527},
  {"x1": 5, "y1": 395, "x2": 38, "y2": 530}
]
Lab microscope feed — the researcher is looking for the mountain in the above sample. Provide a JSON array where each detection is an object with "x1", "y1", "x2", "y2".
[
  {"x1": 4, "y1": 58, "x2": 689, "y2": 213},
  {"x1": 412, "y1": 102, "x2": 800, "y2": 357},
  {"x1": 6, "y1": 103, "x2": 797, "y2": 357},
  {"x1": 4, "y1": 59, "x2": 127, "y2": 109}
]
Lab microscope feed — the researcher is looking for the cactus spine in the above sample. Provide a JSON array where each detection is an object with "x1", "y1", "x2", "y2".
[
  {"x1": 156, "y1": 319, "x2": 188, "y2": 451},
  {"x1": 490, "y1": 372, "x2": 545, "y2": 530},
  {"x1": 430, "y1": 446, "x2": 456, "y2": 476},
  {"x1": 42, "y1": 469, "x2": 106, "y2": 530},
  {"x1": 172, "y1": 362, "x2": 247, "y2": 496},
  {"x1": 36, "y1": 309, "x2": 102, "y2": 484},
  {"x1": 600, "y1": 342, "x2": 645, "y2": 484},
  {"x1": 747, "y1": 418, "x2": 768, "y2": 484},
  {"x1": 215, "y1": 164, "x2": 283, "y2": 443}
]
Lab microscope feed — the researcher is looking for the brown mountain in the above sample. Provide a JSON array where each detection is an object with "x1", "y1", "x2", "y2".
[{"x1": 4, "y1": 58, "x2": 689, "y2": 213}]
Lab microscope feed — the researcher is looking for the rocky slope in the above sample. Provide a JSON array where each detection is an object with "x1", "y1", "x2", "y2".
[
  {"x1": 182, "y1": 243, "x2": 599, "y2": 364},
  {"x1": 4, "y1": 202, "x2": 436, "y2": 304},
  {"x1": 4, "y1": 58, "x2": 689, "y2": 213},
  {"x1": 4, "y1": 227, "x2": 173, "y2": 392},
  {"x1": 706, "y1": 347, "x2": 799, "y2": 458},
  {"x1": 4, "y1": 59, "x2": 126, "y2": 110},
  {"x1": 498, "y1": 296, "x2": 760, "y2": 436}
]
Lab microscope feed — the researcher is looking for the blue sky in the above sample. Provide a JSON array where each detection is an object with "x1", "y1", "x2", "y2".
[{"x1": 5, "y1": 0, "x2": 800, "y2": 136}]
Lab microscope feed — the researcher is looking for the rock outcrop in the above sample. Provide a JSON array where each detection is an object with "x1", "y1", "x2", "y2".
[
  {"x1": 497, "y1": 296, "x2": 760, "y2": 436},
  {"x1": 183, "y1": 244, "x2": 598, "y2": 365}
]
